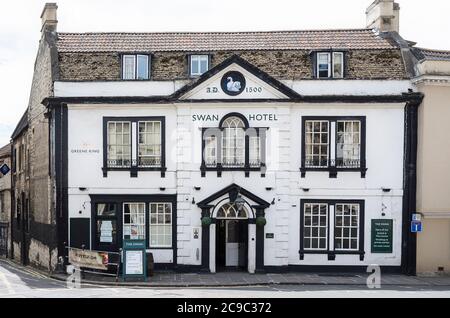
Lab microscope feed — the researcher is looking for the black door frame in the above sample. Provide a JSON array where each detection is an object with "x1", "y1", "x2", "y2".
[{"x1": 197, "y1": 183, "x2": 270, "y2": 273}]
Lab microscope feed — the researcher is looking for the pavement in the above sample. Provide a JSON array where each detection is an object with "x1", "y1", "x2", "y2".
[
  {"x1": 1, "y1": 257, "x2": 450, "y2": 298},
  {"x1": 47, "y1": 261, "x2": 450, "y2": 288}
]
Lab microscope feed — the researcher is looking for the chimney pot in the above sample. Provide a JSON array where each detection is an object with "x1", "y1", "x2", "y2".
[{"x1": 41, "y1": 3, "x2": 58, "y2": 33}]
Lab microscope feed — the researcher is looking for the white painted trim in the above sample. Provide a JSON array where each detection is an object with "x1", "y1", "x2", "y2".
[
  {"x1": 412, "y1": 75, "x2": 450, "y2": 86},
  {"x1": 209, "y1": 223, "x2": 216, "y2": 273},
  {"x1": 248, "y1": 223, "x2": 256, "y2": 274},
  {"x1": 54, "y1": 80, "x2": 412, "y2": 98}
]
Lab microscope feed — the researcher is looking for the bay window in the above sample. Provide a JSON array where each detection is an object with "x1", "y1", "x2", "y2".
[
  {"x1": 301, "y1": 116, "x2": 366, "y2": 178},
  {"x1": 300, "y1": 200, "x2": 365, "y2": 261}
]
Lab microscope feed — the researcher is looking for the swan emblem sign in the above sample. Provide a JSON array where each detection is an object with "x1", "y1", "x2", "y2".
[{"x1": 220, "y1": 71, "x2": 246, "y2": 96}]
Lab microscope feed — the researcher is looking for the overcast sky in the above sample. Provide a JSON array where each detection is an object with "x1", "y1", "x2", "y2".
[{"x1": 0, "y1": 0, "x2": 449, "y2": 146}]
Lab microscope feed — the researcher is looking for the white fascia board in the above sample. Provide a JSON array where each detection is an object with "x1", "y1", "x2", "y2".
[
  {"x1": 55, "y1": 79, "x2": 413, "y2": 98},
  {"x1": 284, "y1": 80, "x2": 413, "y2": 96},
  {"x1": 54, "y1": 80, "x2": 188, "y2": 97}
]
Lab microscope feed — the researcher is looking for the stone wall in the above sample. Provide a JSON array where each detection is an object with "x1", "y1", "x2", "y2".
[
  {"x1": 58, "y1": 49, "x2": 407, "y2": 81},
  {"x1": 11, "y1": 30, "x2": 58, "y2": 270}
]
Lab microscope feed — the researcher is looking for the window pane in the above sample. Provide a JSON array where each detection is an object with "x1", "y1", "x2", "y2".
[
  {"x1": 333, "y1": 52, "x2": 344, "y2": 78},
  {"x1": 303, "y1": 203, "x2": 328, "y2": 251},
  {"x1": 123, "y1": 55, "x2": 136, "y2": 79},
  {"x1": 137, "y1": 55, "x2": 149, "y2": 80},
  {"x1": 107, "y1": 121, "x2": 132, "y2": 167},
  {"x1": 334, "y1": 204, "x2": 359, "y2": 251},
  {"x1": 138, "y1": 121, "x2": 162, "y2": 167},
  {"x1": 318, "y1": 53, "x2": 330, "y2": 78},
  {"x1": 304, "y1": 121, "x2": 329, "y2": 167},
  {"x1": 222, "y1": 117, "x2": 246, "y2": 167},
  {"x1": 123, "y1": 203, "x2": 145, "y2": 240},
  {"x1": 190, "y1": 55, "x2": 208, "y2": 76},
  {"x1": 336, "y1": 121, "x2": 361, "y2": 168},
  {"x1": 149, "y1": 203, "x2": 172, "y2": 247},
  {"x1": 97, "y1": 203, "x2": 116, "y2": 217}
]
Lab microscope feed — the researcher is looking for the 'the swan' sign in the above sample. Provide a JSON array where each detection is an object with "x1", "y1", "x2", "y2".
[{"x1": 220, "y1": 71, "x2": 246, "y2": 96}]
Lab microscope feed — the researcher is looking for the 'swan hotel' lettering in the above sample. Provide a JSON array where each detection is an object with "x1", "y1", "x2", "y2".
[{"x1": 192, "y1": 114, "x2": 278, "y2": 122}]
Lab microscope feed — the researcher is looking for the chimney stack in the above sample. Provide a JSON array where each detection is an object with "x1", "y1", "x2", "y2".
[
  {"x1": 366, "y1": 0, "x2": 400, "y2": 33},
  {"x1": 41, "y1": 3, "x2": 58, "y2": 33}
]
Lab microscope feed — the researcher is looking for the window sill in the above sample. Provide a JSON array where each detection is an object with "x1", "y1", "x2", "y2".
[
  {"x1": 299, "y1": 250, "x2": 365, "y2": 261},
  {"x1": 102, "y1": 166, "x2": 167, "y2": 178},
  {"x1": 300, "y1": 166, "x2": 367, "y2": 178},
  {"x1": 201, "y1": 164, "x2": 266, "y2": 178}
]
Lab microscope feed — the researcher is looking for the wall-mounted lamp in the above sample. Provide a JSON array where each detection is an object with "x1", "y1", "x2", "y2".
[
  {"x1": 159, "y1": 187, "x2": 166, "y2": 191},
  {"x1": 191, "y1": 197, "x2": 196, "y2": 204},
  {"x1": 194, "y1": 186, "x2": 201, "y2": 191},
  {"x1": 382, "y1": 188, "x2": 391, "y2": 193},
  {"x1": 271, "y1": 198, "x2": 276, "y2": 205},
  {"x1": 301, "y1": 188, "x2": 310, "y2": 192},
  {"x1": 79, "y1": 187, "x2": 87, "y2": 191},
  {"x1": 265, "y1": 187, "x2": 273, "y2": 191}
]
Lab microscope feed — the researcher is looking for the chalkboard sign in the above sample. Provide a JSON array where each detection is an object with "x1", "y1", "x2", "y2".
[
  {"x1": 122, "y1": 240, "x2": 147, "y2": 281},
  {"x1": 371, "y1": 219, "x2": 393, "y2": 253}
]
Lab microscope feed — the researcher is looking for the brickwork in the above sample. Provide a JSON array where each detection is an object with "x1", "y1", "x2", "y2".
[{"x1": 58, "y1": 49, "x2": 407, "y2": 82}]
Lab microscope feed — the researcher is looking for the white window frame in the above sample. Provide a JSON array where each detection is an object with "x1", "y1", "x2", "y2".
[
  {"x1": 305, "y1": 120, "x2": 329, "y2": 168},
  {"x1": 334, "y1": 204, "x2": 360, "y2": 251},
  {"x1": 249, "y1": 135, "x2": 261, "y2": 167},
  {"x1": 123, "y1": 202, "x2": 146, "y2": 240},
  {"x1": 122, "y1": 54, "x2": 150, "y2": 80},
  {"x1": 221, "y1": 116, "x2": 246, "y2": 168},
  {"x1": 317, "y1": 52, "x2": 345, "y2": 79},
  {"x1": 303, "y1": 203, "x2": 328, "y2": 251},
  {"x1": 107, "y1": 121, "x2": 132, "y2": 167},
  {"x1": 149, "y1": 202, "x2": 172, "y2": 248},
  {"x1": 204, "y1": 135, "x2": 217, "y2": 167},
  {"x1": 336, "y1": 120, "x2": 361, "y2": 168},
  {"x1": 190, "y1": 55, "x2": 209, "y2": 77},
  {"x1": 317, "y1": 52, "x2": 331, "y2": 78},
  {"x1": 332, "y1": 52, "x2": 344, "y2": 79},
  {"x1": 138, "y1": 120, "x2": 162, "y2": 167}
]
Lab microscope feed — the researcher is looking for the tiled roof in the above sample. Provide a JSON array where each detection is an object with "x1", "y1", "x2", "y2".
[
  {"x1": 416, "y1": 48, "x2": 450, "y2": 61},
  {"x1": 56, "y1": 29, "x2": 397, "y2": 53},
  {"x1": 0, "y1": 143, "x2": 11, "y2": 158}
]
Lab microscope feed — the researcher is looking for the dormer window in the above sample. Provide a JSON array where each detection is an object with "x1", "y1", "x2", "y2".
[
  {"x1": 316, "y1": 52, "x2": 344, "y2": 79},
  {"x1": 122, "y1": 54, "x2": 150, "y2": 80},
  {"x1": 189, "y1": 55, "x2": 209, "y2": 77}
]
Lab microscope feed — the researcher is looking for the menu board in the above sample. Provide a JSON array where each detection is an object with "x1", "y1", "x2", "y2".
[{"x1": 125, "y1": 250, "x2": 144, "y2": 275}]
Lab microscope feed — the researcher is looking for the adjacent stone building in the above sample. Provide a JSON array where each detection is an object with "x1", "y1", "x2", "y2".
[
  {"x1": 412, "y1": 48, "x2": 450, "y2": 275},
  {"x1": 0, "y1": 143, "x2": 12, "y2": 257}
]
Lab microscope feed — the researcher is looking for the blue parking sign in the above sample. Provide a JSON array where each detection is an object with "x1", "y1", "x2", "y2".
[
  {"x1": 411, "y1": 221, "x2": 423, "y2": 233},
  {"x1": 0, "y1": 164, "x2": 10, "y2": 176}
]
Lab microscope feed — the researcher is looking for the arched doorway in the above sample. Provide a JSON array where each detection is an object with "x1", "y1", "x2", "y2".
[
  {"x1": 215, "y1": 203, "x2": 249, "y2": 270},
  {"x1": 197, "y1": 183, "x2": 271, "y2": 274}
]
